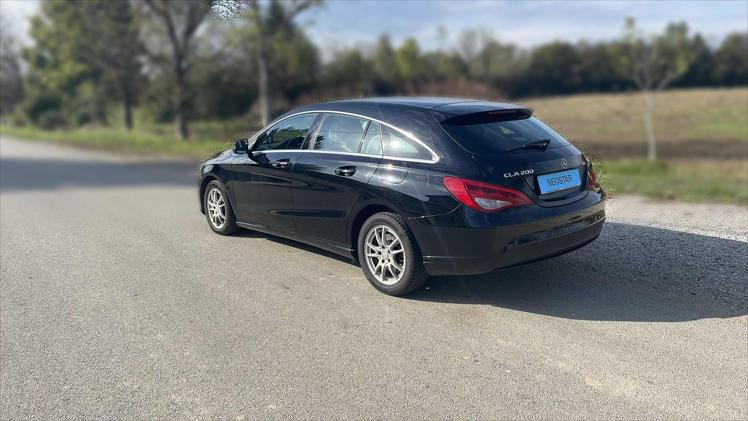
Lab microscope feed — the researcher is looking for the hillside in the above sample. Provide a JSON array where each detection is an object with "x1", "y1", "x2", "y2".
[{"x1": 523, "y1": 88, "x2": 748, "y2": 159}]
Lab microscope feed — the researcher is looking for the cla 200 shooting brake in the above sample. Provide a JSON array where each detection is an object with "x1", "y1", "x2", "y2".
[{"x1": 199, "y1": 98, "x2": 606, "y2": 295}]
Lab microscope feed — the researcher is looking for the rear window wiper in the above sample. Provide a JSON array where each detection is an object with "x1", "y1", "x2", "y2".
[{"x1": 505, "y1": 139, "x2": 551, "y2": 152}]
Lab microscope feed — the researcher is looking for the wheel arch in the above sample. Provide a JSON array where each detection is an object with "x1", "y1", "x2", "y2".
[
  {"x1": 349, "y1": 200, "x2": 406, "y2": 260},
  {"x1": 199, "y1": 174, "x2": 222, "y2": 214}
]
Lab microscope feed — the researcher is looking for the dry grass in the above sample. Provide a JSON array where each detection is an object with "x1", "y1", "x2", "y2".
[
  {"x1": 0, "y1": 125, "x2": 231, "y2": 158},
  {"x1": 524, "y1": 88, "x2": 748, "y2": 159}
]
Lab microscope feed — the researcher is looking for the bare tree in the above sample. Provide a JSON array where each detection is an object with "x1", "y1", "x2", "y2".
[
  {"x1": 250, "y1": 0, "x2": 319, "y2": 125},
  {"x1": 143, "y1": 0, "x2": 211, "y2": 139},
  {"x1": 618, "y1": 17, "x2": 695, "y2": 161},
  {"x1": 210, "y1": 0, "x2": 320, "y2": 126}
]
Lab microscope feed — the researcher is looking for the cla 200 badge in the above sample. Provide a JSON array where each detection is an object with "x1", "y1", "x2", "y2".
[{"x1": 504, "y1": 169, "x2": 535, "y2": 178}]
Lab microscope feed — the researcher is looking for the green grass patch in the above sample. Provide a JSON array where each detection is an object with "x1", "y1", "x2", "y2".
[
  {"x1": 0, "y1": 124, "x2": 232, "y2": 159},
  {"x1": 597, "y1": 159, "x2": 748, "y2": 205}
]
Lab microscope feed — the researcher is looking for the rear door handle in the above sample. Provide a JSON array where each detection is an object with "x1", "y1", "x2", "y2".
[
  {"x1": 334, "y1": 166, "x2": 357, "y2": 177},
  {"x1": 271, "y1": 159, "x2": 290, "y2": 169}
]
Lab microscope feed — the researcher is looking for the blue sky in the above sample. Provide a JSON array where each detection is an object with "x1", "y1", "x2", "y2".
[
  {"x1": 3, "y1": 0, "x2": 747, "y2": 51},
  {"x1": 302, "y1": 0, "x2": 748, "y2": 50}
]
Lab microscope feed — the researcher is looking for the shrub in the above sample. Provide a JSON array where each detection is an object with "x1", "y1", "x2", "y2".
[{"x1": 36, "y1": 110, "x2": 66, "y2": 130}]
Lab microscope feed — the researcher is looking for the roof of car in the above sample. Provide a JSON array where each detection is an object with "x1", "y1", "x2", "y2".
[
  {"x1": 324, "y1": 96, "x2": 522, "y2": 110},
  {"x1": 284, "y1": 97, "x2": 528, "y2": 122},
  {"x1": 328, "y1": 97, "x2": 475, "y2": 108}
]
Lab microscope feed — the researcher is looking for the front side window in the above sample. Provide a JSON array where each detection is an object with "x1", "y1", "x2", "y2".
[
  {"x1": 254, "y1": 113, "x2": 317, "y2": 151},
  {"x1": 311, "y1": 114, "x2": 368, "y2": 153},
  {"x1": 382, "y1": 125, "x2": 433, "y2": 161}
]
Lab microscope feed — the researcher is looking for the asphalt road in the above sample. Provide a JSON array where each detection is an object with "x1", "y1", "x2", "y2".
[{"x1": 1, "y1": 137, "x2": 746, "y2": 419}]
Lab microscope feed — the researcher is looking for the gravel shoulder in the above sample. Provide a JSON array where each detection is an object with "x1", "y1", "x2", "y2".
[{"x1": 607, "y1": 195, "x2": 747, "y2": 242}]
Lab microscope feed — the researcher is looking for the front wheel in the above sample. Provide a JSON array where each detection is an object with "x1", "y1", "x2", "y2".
[
  {"x1": 357, "y1": 212, "x2": 428, "y2": 296},
  {"x1": 204, "y1": 180, "x2": 238, "y2": 235}
]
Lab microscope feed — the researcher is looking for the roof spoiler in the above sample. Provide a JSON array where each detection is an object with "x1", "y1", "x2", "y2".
[{"x1": 441, "y1": 108, "x2": 533, "y2": 125}]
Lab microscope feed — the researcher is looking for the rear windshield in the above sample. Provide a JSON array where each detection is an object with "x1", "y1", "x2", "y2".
[{"x1": 442, "y1": 116, "x2": 570, "y2": 155}]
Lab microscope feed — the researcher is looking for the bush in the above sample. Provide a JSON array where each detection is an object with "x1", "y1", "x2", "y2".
[
  {"x1": 36, "y1": 110, "x2": 66, "y2": 130},
  {"x1": 23, "y1": 92, "x2": 63, "y2": 126},
  {"x1": 9, "y1": 109, "x2": 29, "y2": 126}
]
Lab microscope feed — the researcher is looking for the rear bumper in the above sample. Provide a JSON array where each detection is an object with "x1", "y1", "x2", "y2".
[{"x1": 410, "y1": 194, "x2": 606, "y2": 276}]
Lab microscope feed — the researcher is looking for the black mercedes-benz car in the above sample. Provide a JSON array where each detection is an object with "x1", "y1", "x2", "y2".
[{"x1": 199, "y1": 97, "x2": 605, "y2": 295}]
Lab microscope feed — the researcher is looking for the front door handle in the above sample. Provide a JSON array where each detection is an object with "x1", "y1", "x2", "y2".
[
  {"x1": 334, "y1": 166, "x2": 357, "y2": 177},
  {"x1": 271, "y1": 158, "x2": 290, "y2": 169}
]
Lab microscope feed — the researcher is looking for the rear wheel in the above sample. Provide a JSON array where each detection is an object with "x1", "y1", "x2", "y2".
[
  {"x1": 204, "y1": 180, "x2": 237, "y2": 235},
  {"x1": 357, "y1": 212, "x2": 428, "y2": 296}
]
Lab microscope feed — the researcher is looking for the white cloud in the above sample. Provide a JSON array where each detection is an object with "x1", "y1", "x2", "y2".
[{"x1": 1, "y1": 0, "x2": 41, "y2": 46}]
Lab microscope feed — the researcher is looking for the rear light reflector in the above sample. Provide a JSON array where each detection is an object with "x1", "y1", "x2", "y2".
[{"x1": 442, "y1": 176, "x2": 533, "y2": 213}]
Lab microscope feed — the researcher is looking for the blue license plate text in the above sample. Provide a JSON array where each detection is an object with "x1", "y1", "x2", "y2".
[{"x1": 537, "y1": 169, "x2": 581, "y2": 194}]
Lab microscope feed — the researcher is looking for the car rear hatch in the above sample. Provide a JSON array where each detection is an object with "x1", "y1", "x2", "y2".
[{"x1": 440, "y1": 108, "x2": 590, "y2": 207}]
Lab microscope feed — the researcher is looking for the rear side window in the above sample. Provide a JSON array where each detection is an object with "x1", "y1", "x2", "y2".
[
  {"x1": 254, "y1": 113, "x2": 317, "y2": 151},
  {"x1": 359, "y1": 121, "x2": 383, "y2": 155},
  {"x1": 382, "y1": 125, "x2": 433, "y2": 161},
  {"x1": 442, "y1": 115, "x2": 570, "y2": 155},
  {"x1": 312, "y1": 114, "x2": 368, "y2": 153}
]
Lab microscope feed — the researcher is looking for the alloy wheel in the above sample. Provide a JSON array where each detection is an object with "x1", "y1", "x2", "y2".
[
  {"x1": 364, "y1": 224, "x2": 406, "y2": 285},
  {"x1": 206, "y1": 187, "x2": 226, "y2": 229}
]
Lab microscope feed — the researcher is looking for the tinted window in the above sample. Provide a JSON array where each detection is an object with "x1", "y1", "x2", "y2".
[
  {"x1": 441, "y1": 116, "x2": 570, "y2": 155},
  {"x1": 312, "y1": 114, "x2": 367, "y2": 153},
  {"x1": 382, "y1": 125, "x2": 433, "y2": 160},
  {"x1": 359, "y1": 121, "x2": 383, "y2": 155},
  {"x1": 254, "y1": 113, "x2": 317, "y2": 151}
]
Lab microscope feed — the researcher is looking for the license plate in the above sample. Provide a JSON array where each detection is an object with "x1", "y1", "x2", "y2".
[{"x1": 537, "y1": 169, "x2": 581, "y2": 194}]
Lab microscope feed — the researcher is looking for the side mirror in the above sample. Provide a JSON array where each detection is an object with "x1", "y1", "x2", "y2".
[{"x1": 233, "y1": 138, "x2": 249, "y2": 154}]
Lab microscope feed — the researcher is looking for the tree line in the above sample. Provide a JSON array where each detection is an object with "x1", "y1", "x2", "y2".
[{"x1": 1, "y1": 0, "x2": 746, "y2": 141}]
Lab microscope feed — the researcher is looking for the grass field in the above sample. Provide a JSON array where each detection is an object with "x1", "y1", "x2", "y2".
[
  {"x1": 0, "y1": 124, "x2": 233, "y2": 158},
  {"x1": 525, "y1": 88, "x2": 748, "y2": 159},
  {"x1": 2, "y1": 88, "x2": 747, "y2": 204},
  {"x1": 597, "y1": 159, "x2": 747, "y2": 205}
]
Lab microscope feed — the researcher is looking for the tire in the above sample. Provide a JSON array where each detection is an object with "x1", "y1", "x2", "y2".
[
  {"x1": 357, "y1": 212, "x2": 429, "y2": 296},
  {"x1": 204, "y1": 180, "x2": 238, "y2": 235}
]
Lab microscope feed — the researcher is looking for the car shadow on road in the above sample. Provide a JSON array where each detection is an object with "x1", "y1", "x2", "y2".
[
  {"x1": 0, "y1": 157, "x2": 198, "y2": 191},
  {"x1": 407, "y1": 222, "x2": 747, "y2": 322}
]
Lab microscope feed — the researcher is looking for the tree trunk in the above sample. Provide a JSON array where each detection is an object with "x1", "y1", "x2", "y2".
[
  {"x1": 175, "y1": 93, "x2": 189, "y2": 140},
  {"x1": 256, "y1": 37, "x2": 270, "y2": 126},
  {"x1": 94, "y1": 85, "x2": 108, "y2": 125},
  {"x1": 257, "y1": 53, "x2": 269, "y2": 126},
  {"x1": 174, "y1": 58, "x2": 189, "y2": 140},
  {"x1": 643, "y1": 90, "x2": 656, "y2": 162},
  {"x1": 123, "y1": 93, "x2": 133, "y2": 131},
  {"x1": 249, "y1": 1, "x2": 270, "y2": 127}
]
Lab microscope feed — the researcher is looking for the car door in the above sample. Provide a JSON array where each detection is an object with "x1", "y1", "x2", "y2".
[
  {"x1": 230, "y1": 113, "x2": 319, "y2": 232},
  {"x1": 291, "y1": 113, "x2": 383, "y2": 245}
]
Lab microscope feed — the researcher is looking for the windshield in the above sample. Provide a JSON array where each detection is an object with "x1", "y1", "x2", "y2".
[{"x1": 442, "y1": 116, "x2": 570, "y2": 154}]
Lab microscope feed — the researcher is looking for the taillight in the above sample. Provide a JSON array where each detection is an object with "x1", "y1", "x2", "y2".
[{"x1": 442, "y1": 176, "x2": 533, "y2": 213}]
